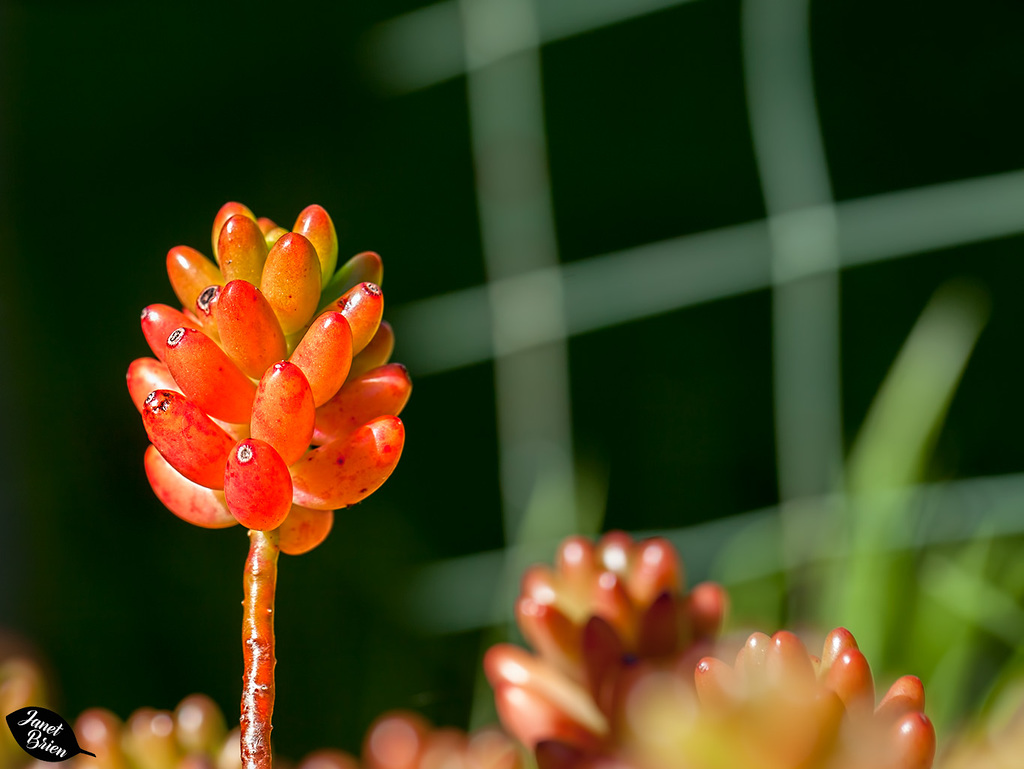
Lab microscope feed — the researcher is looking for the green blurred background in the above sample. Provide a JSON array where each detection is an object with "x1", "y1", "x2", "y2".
[{"x1": 1, "y1": 0, "x2": 1024, "y2": 760}]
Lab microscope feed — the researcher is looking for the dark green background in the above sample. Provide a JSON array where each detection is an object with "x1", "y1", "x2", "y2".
[{"x1": 1, "y1": 0, "x2": 1022, "y2": 758}]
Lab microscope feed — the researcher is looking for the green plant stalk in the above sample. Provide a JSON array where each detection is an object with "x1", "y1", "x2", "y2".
[
  {"x1": 827, "y1": 282, "x2": 988, "y2": 663},
  {"x1": 241, "y1": 529, "x2": 280, "y2": 769}
]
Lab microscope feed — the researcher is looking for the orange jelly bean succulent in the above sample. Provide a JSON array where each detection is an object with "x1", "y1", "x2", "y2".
[
  {"x1": 126, "y1": 203, "x2": 411, "y2": 769},
  {"x1": 127, "y1": 202, "x2": 410, "y2": 553}
]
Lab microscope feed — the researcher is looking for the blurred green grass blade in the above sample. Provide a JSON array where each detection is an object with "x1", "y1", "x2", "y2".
[
  {"x1": 826, "y1": 281, "x2": 989, "y2": 661},
  {"x1": 846, "y1": 282, "x2": 989, "y2": 494},
  {"x1": 925, "y1": 632, "x2": 979, "y2": 735},
  {"x1": 978, "y1": 647, "x2": 1024, "y2": 730},
  {"x1": 469, "y1": 626, "x2": 506, "y2": 731},
  {"x1": 919, "y1": 537, "x2": 989, "y2": 732},
  {"x1": 922, "y1": 533, "x2": 1024, "y2": 732},
  {"x1": 922, "y1": 548, "x2": 1024, "y2": 648}
]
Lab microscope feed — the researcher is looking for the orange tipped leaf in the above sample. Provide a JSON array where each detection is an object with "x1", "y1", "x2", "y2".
[
  {"x1": 211, "y1": 202, "x2": 256, "y2": 262},
  {"x1": 127, "y1": 357, "x2": 179, "y2": 411},
  {"x1": 278, "y1": 506, "x2": 334, "y2": 555},
  {"x1": 322, "y1": 282, "x2": 383, "y2": 355},
  {"x1": 167, "y1": 246, "x2": 223, "y2": 311},
  {"x1": 290, "y1": 416, "x2": 404, "y2": 510},
  {"x1": 218, "y1": 214, "x2": 269, "y2": 285},
  {"x1": 251, "y1": 362, "x2": 316, "y2": 466},
  {"x1": 312, "y1": 363, "x2": 411, "y2": 445},
  {"x1": 142, "y1": 390, "x2": 235, "y2": 489},
  {"x1": 261, "y1": 232, "x2": 322, "y2": 334},
  {"x1": 163, "y1": 326, "x2": 257, "y2": 423},
  {"x1": 224, "y1": 439, "x2": 293, "y2": 530},
  {"x1": 294, "y1": 204, "x2": 338, "y2": 281},
  {"x1": 214, "y1": 279, "x2": 287, "y2": 379},
  {"x1": 349, "y1": 321, "x2": 395, "y2": 379},
  {"x1": 144, "y1": 445, "x2": 236, "y2": 528},
  {"x1": 288, "y1": 312, "x2": 353, "y2": 407}
]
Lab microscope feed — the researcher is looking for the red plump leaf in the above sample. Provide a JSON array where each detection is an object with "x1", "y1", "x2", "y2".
[
  {"x1": 127, "y1": 357, "x2": 179, "y2": 411},
  {"x1": 142, "y1": 390, "x2": 235, "y2": 489},
  {"x1": 260, "y1": 232, "x2": 322, "y2": 334},
  {"x1": 141, "y1": 304, "x2": 192, "y2": 362},
  {"x1": 288, "y1": 312, "x2": 353, "y2": 407},
  {"x1": 319, "y1": 251, "x2": 383, "y2": 313},
  {"x1": 166, "y1": 246, "x2": 223, "y2": 315},
  {"x1": 278, "y1": 505, "x2": 334, "y2": 555},
  {"x1": 224, "y1": 439, "x2": 293, "y2": 530},
  {"x1": 293, "y1": 204, "x2": 338, "y2": 281},
  {"x1": 144, "y1": 445, "x2": 236, "y2": 528},
  {"x1": 290, "y1": 415, "x2": 404, "y2": 510},
  {"x1": 163, "y1": 326, "x2": 257, "y2": 424},
  {"x1": 218, "y1": 214, "x2": 268, "y2": 285},
  {"x1": 211, "y1": 201, "x2": 256, "y2": 262},
  {"x1": 192, "y1": 284, "x2": 222, "y2": 339},
  {"x1": 348, "y1": 321, "x2": 395, "y2": 379},
  {"x1": 322, "y1": 282, "x2": 383, "y2": 355},
  {"x1": 214, "y1": 279, "x2": 287, "y2": 379},
  {"x1": 312, "y1": 363, "x2": 411, "y2": 445},
  {"x1": 251, "y1": 362, "x2": 315, "y2": 466}
]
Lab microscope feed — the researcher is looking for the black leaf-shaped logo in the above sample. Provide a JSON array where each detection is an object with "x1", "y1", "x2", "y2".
[{"x1": 5, "y1": 707, "x2": 96, "y2": 762}]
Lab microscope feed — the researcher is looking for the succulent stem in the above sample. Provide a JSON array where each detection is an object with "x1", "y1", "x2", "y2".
[{"x1": 241, "y1": 528, "x2": 279, "y2": 769}]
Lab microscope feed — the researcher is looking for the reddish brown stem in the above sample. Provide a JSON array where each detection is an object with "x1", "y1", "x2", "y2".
[{"x1": 241, "y1": 528, "x2": 280, "y2": 769}]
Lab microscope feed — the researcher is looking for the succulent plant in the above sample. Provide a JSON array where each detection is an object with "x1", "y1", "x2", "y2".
[
  {"x1": 127, "y1": 202, "x2": 409, "y2": 547},
  {"x1": 125, "y1": 203, "x2": 411, "y2": 769},
  {"x1": 485, "y1": 531, "x2": 727, "y2": 753}
]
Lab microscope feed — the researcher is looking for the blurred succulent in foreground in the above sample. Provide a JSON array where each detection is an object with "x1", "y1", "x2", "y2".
[
  {"x1": 483, "y1": 534, "x2": 934, "y2": 769},
  {"x1": 356, "y1": 711, "x2": 524, "y2": 769},
  {"x1": 43, "y1": 698, "x2": 521, "y2": 769},
  {"x1": 40, "y1": 695, "x2": 232, "y2": 769},
  {"x1": 127, "y1": 202, "x2": 410, "y2": 553},
  {"x1": 684, "y1": 627, "x2": 934, "y2": 769},
  {"x1": 527, "y1": 627, "x2": 934, "y2": 769},
  {"x1": 485, "y1": 531, "x2": 727, "y2": 752}
]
